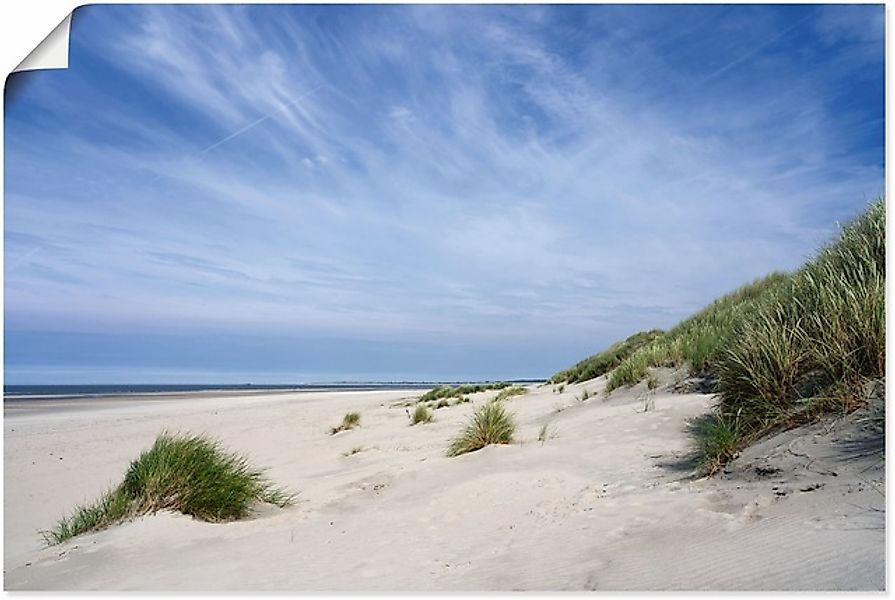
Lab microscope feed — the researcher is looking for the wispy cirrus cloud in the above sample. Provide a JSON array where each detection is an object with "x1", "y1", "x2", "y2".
[{"x1": 4, "y1": 5, "x2": 884, "y2": 381}]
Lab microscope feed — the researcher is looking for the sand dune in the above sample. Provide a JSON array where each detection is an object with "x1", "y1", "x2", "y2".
[{"x1": 3, "y1": 379, "x2": 884, "y2": 591}]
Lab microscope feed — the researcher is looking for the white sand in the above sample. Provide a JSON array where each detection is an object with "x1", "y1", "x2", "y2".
[{"x1": 3, "y1": 379, "x2": 884, "y2": 590}]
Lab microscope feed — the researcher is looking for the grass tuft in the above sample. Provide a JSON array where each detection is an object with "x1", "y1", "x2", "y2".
[
  {"x1": 537, "y1": 423, "x2": 556, "y2": 445},
  {"x1": 446, "y1": 400, "x2": 516, "y2": 457},
  {"x1": 494, "y1": 385, "x2": 527, "y2": 401},
  {"x1": 43, "y1": 431, "x2": 293, "y2": 545},
  {"x1": 418, "y1": 382, "x2": 512, "y2": 404},
  {"x1": 410, "y1": 404, "x2": 434, "y2": 425},
  {"x1": 330, "y1": 411, "x2": 361, "y2": 434},
  {"x1": 688, "y1": 412, "x2": 743, "y2": 474}
]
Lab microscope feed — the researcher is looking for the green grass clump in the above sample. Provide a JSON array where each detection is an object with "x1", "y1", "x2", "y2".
[
  {"x1": 418, "y1": 382, "x2": 511, "y2": 403},
  {"x1": 537, "y1": 423, "x2": 556, "y2": 445},
  {"x1": 688, "y1": 412, "x2": 742, "y2": 474},
  {"x1": 447, "y1": 400, "x2": 516, "y2": 457},
  {"x1": 494, "y1": 385, "x2": 527, "y2": 401},
  {"x1": 331, "y1": 411, "x2": 361, "y2": 434},
  {"x1": 550, "y1": 329, "x2": 663, "y2": 384},
  {"x1": 604, "y1": 272, "x2": 790, "y2": 393},
  {"x1": 699, "y1": 199, "x2": 885, "y2": 471},
  {"x1": 342, "y1": 446, "x2": 365, "y2": 457},
  {"x1": 43, "y1": 432, "x2": 293, "y2": 545},
  {"x1": 556, "y1": 199, "x2": 884, "y2": 474},
  {"x1": 410, "y1": 404, "x2": 434, "y2": 425}
]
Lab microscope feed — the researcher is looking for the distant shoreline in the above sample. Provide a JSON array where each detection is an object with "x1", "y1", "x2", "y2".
[{"x1": 4, "y1": 380, "x2": 544, "y2": 402}]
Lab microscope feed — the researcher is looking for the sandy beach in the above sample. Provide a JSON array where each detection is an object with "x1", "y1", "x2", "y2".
[{"x1": 3, "y1": 378, "x2": 883, "y2": 591}]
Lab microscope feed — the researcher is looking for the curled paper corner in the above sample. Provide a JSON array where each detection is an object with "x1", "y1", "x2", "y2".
[{"x1": 14, "y1": 13, "x2": 72, "y2": 73}]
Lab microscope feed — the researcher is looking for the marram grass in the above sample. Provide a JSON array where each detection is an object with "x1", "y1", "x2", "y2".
[
  {"x1": 447, "y1": 400, "x2": 516, "y2": 457},
  {"x1": 549, "y1": 329, "x2": 662, "y2": 384},
  {"x1": 494, "y1": 385, "x2": 528, "y2": 401},
  {"x1": 701, "y1": 199, "x2": 885, "y2": 472},
  {"x1": 43, "y1": 431, "x2": 293, "y2": 545},
  {"x1": 552, "y1": 198, "x2": 885, "y2": 474},
  {"x1": 410, "y1": 404, "x2": 434, "y2": 425},
  {"x1": 604, "y1": 272, "x2": 790, "y2": 393},
  {"x1": 330, "y1": 411, "x2": 361, "y2": 434},
  {"x1": 418, "y1": 381, "x2": 511, "y2": 403}
]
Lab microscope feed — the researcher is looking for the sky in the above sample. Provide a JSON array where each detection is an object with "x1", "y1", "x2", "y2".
[{"x1": 4, "y1": 4, "x2": 885, "y2": 384}]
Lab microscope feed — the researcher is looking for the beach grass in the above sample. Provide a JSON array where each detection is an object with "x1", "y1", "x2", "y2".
[
  {"x1": 603, "y1": 272, "x2": 790, "y2": 393},
  {"x1": 43, "y1": 431, "x2": 293, "y2": 545},
  {"x1": 537, "y1": 423, "x2": 555, "y2": 445},
  {"x1": 418, "y1": 382, "x2": 511, "y2": 404},
  {"x1": 494, "y1": 385, "x2": 528, "y2": 401},
  {"x1": 447, "y1": 400, "x2": 516, "y2": 457},
  {"x1": 410, "y1": 404, "x2": 434, "y2": 425},
  {"x1": 552, "y1": 198, "x2": 885, "y2": 473},
  {"x1": 698, "y1": 199, "x2": 885, "y2": 471},
  {"x1": 331, "y1": 411, "x2": 361, "y2": 434},
  {"x1": 550, "y1": 329, "x2": 663, "y2": 384}
]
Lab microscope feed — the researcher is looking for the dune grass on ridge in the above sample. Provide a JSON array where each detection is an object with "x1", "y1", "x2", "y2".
[
  {"x1": 494, "y1": 385, "x2": 528, "y2": 401},
  {"x1": 418, "y1": 382, "x2": 511, "y2": 404},
  {"x1": 44, "y1": 431, "x2": 293, "y2": 545},
  {"x1": 698, "y1": 199, "x2": 885, "y2": 471},
  {"x1": 549, "y1": 198, "x2": 885, "y2": 474},
  {"x1": 604, "y1": 272, "x2": 790, "y2": 393},
  {"x1": 550, "y1": 329, "x2": 663, "y2": 384}
]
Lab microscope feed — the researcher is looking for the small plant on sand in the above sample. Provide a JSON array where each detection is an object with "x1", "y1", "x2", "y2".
[
  {"x1": 418, "y1": 382, "x2": 511, "y2": 403},
  {"x1": 453, "y1": 396, "x2": 471, "y2": 406},
  {"x1": 447, "y1": 400, "x2": 516, "y2": 457},
  {"x1": 537, "y1": 423, "x2": 556, "y2": 445},
  {"x1": 579, "y1": 389, "x2": 591, "y2": 401},
  {"x1": 640, "y1": 390, "x2": 656, "y2": 413},
  {"x1": 342, "y1": 446, "x2": 365, "y2": 457},
  {"x1": 558, "y1": 384, "x2": 566, "y2": 394},
  {"x1": 689, "y1": 412, "x2": 743, "y2": 474},
  {"x1": 43, "y1": 431, "x2": 293, "y2": 545},
  {"x1": 646, "y1": 373, "x2": 660, "y2": 390},
  {"x1": 331, "y1": 411, "x2": 361, "y2": 434},
  {"x1": 410, "y1": 404, "x2": 434, "y2": 425},
  {"x1": 436, "y1": 399, "x2": 450, "y2": 409},
  {"x1": 495, "y1": 385, "x2": 527, "y2": 401}
]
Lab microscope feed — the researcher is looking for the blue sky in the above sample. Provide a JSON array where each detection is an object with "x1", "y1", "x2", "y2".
[{"x1": 4, "y1": 4, "x2": 885, "y2": 384}]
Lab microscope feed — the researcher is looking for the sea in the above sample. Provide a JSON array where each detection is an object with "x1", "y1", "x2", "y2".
[{"x1": 4, "y1": 380, "x2": 543, "y2": 400}]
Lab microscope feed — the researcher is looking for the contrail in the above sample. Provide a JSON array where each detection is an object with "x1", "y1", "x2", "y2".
[
  {"x1": 197, "y1": 114, "x2": 272, "y2": 156},
  {"x1": 8, "y1": 245, "x2": 43, "y2": 271},
  {"x1": 147, "y1": 83, "x2": 325, "y2": 183},
  {"x1": 196, "y1": 83, "x2": 325, "y2": 156},
  {"x1": 700, "y1": 9, "x2": 817, "y2": 84}
]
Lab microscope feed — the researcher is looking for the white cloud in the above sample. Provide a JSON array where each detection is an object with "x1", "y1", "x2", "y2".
[{"x1": 5, "y1": 4, "x2": 884, "y2": 352}]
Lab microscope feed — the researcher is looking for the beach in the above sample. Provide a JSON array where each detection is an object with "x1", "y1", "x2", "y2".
[{"x1": 4, "y1": 379, "x2": 884, "y2": 591}]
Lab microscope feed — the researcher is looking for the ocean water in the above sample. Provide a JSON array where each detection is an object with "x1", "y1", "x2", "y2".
[{"x1": 4, "y1": 381, "x2": 541, "y2": 400}]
